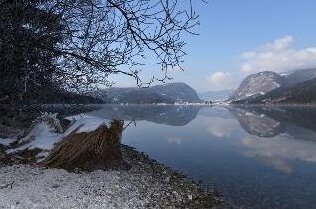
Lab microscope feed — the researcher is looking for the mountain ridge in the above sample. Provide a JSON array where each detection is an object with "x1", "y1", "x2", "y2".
[
  {"x1": 229, "y1": 71, "x2": 283, "y2": 102},
  {"x1": 99, "y1": 82, "x2": 201, "y2": 104},
  {"x1": 230, "y1": 68, "x2": 316, "y2": 104}
]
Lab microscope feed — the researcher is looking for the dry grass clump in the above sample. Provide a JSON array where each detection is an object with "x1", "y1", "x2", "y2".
[{"x1": 42, "y1": 120, "x2": 128, "y2": 171}]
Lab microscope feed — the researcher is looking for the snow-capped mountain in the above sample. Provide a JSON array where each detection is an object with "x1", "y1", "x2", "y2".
[
  {"x1": 239, "y1": 77, "x2": 316, "y2": 104},
  {"x1": 230, "y1": 68, "x2": 316, "y2": 104},
  {"x1": 229, "y1": 71, "x2": 283, "y2": 102}
]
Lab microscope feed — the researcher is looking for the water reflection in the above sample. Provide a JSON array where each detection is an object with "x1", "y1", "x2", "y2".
[
  {"x1": 202, "y1": 116, "x2": 237, "y2": 139},
  {"x1": 241, "y1": 135, "x2": 316, "y2": 173},
  {"x1": 116, "y1": 105, "x2": 316, "y2": 209},
  {"x1": 2, "y1": 105, "x2": 316, "y2": 208},
  {"x1": 230, "y1": 105, "x2": 316, "y2": 141},
  {"x1": 230, "y1": 107, "x2": 281, "y2": 137},
  {"x1": 226, "y1": 106, "x2": 316, "y2": 173},
  {"x1": 87, "y1": 105, "x2": 201, "y2": 126}
]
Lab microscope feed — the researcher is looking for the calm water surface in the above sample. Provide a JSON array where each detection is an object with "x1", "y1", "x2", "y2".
[{"x1": 87, "y1": 105, "x2": 316, "y2": 209}]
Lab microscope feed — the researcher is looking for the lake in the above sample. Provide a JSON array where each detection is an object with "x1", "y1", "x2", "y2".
[{"x1": 84, "y1": 104, "x2": 316, "y2": 209}]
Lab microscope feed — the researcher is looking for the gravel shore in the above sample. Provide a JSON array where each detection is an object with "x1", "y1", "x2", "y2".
[
  {"x1": 0, "y1": 145, "x2": 224, "y2": 209},
  {"x1": 0, "y1": 109, "x2": 225, "y2": 208}
]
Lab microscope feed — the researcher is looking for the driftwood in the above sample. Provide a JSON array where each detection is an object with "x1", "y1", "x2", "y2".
[{"x1": 42, "y1": 120, "x2": 129, "y2": 171}]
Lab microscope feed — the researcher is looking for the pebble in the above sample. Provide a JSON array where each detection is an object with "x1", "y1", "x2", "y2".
[{"x1": 0, "y1": 145, "x2": 224, "y2": 209}]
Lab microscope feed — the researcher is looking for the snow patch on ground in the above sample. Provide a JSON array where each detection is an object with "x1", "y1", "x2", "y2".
[
  {"x1": 8, "y1": 122, "x2": 61, "y2": 153},
  {"x1": 0, "y1": 138, "x2": 15, "y2": 146},
  {"x1": 3, "y1": 113, "x2": 111, "y2": 158},
  {"x1": 65, "y1": 114, "x2": 110, "y2": 134}
]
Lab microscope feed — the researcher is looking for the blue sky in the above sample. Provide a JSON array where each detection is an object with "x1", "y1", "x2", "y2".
[{"x1": 112, "y1": 0, "x2": 316, "y2": 92}]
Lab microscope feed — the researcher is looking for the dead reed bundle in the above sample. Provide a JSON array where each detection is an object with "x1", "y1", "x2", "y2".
[{"x1": 42, "y1": 120, "x2": 127, "y2": 171}]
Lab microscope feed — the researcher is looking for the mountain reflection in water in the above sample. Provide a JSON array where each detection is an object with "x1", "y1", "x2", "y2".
[
  {"x1": 2, "y1": 104, "x2": 316, "y2": 209},
  {"x1": 87, "y1": 104, "x2": 201, "y2": 126},
  {"x1": 96, "y1": 105, "x2": 316, "y2": 209},
  {"x1": 230, "y1": 105, "x2": 316, "y2": 141}
]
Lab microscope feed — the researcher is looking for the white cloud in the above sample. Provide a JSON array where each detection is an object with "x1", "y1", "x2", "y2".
[
  {"x1": 206, "y1": 71, "x2": 237, "y2": 90},
  {"x1": 240, "y1": 36, "x2": 316, "y2": 73}
]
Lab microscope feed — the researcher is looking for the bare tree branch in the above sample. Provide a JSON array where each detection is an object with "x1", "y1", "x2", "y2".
[{"x1": 0, "y1": 0, "x2": 204, "y2": 104}]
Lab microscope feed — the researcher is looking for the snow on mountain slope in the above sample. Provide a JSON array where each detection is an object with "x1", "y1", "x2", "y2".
[{"x1": 230, "y1": 71, "x2": 283, "y2": 102}]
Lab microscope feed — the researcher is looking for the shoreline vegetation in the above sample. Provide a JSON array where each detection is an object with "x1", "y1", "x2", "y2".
[{"x1": 0, "y1": 107, "x2": 225, "y2": 209}]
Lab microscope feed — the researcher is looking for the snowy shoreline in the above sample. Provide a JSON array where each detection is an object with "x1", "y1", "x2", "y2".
[
  {"x1": 0, "y1": 145, "x2": 224, "y2": 209},
  {"x1": 0, "y1": 109, "x2": 225, "y2": 208}
]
